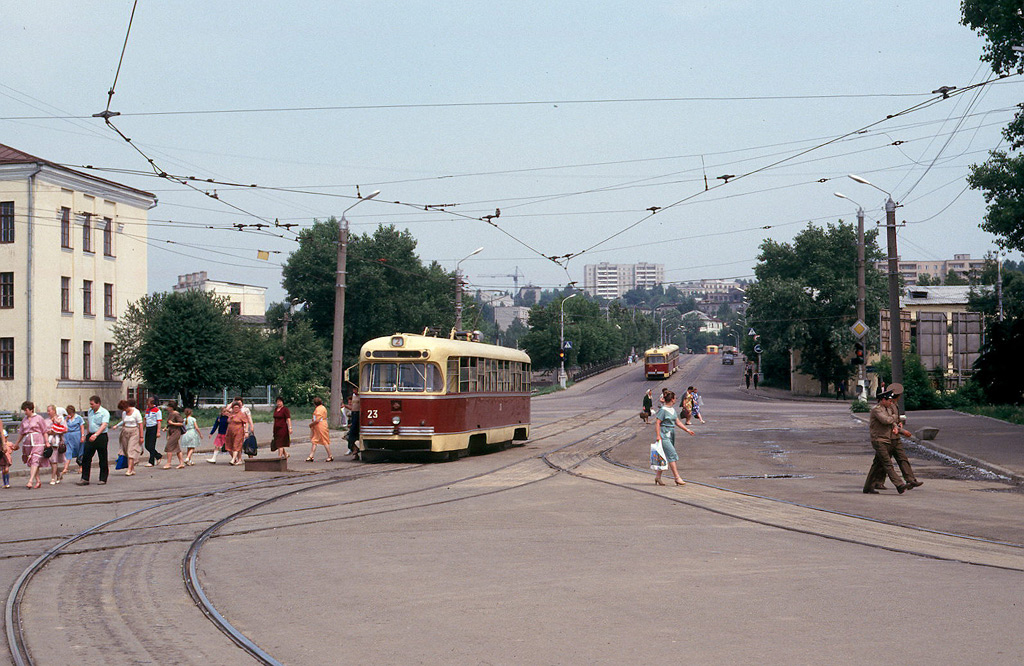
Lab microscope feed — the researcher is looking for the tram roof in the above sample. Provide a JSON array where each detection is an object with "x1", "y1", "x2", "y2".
[
  {"x1": 643, "y1": 344, "x2": 679, "y2": 356},
  {"x1": 360, "y1": 333, "x2": 531, "y2": 363}
]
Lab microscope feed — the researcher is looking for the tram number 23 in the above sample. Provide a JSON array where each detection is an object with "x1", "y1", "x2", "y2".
[{"x1": 365, "y1": 410, "x2": 378, "y2": 419}]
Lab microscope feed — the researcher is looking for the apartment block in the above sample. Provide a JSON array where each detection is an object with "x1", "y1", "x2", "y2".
[
  {"x1": 582, "y1": 262, "x2": 664, "y2": 299},
  {"x1": 0, "y1": 143, "x2": 156, "y2": 410},
  {"x1": 174, "y1": 271, "x2": 267, "y2": 322},
  {"x1": 873, "y1": 254, "x2": 987, "y2": 284}
]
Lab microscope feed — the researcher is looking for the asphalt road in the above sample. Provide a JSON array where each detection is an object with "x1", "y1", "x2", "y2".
[{"x1": 4, "y1": 356, "x2": 1023, "y2": 664}]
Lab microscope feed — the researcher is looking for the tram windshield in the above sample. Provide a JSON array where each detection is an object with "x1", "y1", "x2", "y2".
[
  {"x1": 361, "y1": 362, "x2": 444, "y2": 392},
  {"x1": 647, "y1": 355, "x2": 665, "y2": 364}
]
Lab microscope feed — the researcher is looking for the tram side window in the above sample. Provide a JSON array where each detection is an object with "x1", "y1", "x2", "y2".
[
  {"x1": 447, "y1": 358, "x2": 460, "y2": 394},
  {"x1": 460, "y1": 356, "x2": 477, "y2": 393},
  {"x1": 397, "y1": 362, "x2": 443, "y2": 392}
]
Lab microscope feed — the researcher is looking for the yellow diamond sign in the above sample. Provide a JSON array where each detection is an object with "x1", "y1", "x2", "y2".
[{"x1": 850, "y1": 320, "x2": 868, "y2": 339}]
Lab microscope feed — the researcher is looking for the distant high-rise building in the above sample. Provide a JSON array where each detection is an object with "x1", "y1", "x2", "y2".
[
  {"x1": 873, "y1": 254, "x2": 987, "y2": 285},
  {"x1": 582, "y1": 262, "x2": 664, "y2": 299}
]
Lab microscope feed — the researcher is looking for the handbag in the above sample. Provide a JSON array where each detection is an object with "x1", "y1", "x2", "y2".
[
  {"x1": 115, "y1": 454, "x2": 128, "y2": 470},
  {"x1": 242, "y1": 434, "x2": 258, "y2": 457},
  {"x1": 42, "y1": 446, "x2": 54, "y2": 459},
  {"x1": 650, "y1": 441, "x2": 668, "y2": 471}
]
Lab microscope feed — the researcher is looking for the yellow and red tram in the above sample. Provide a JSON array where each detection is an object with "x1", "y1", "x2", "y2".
[
  {"x1": 643, "y1": 344, "x2": 679, "y2": 379},
  {"x1": 357, "y1": 332, "x2": 531, "y2": 461}
]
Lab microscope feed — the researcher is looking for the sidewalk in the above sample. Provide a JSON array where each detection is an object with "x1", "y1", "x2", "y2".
[{"x1": 744, "y1": 385, "x2": 1024, "y2": 484}]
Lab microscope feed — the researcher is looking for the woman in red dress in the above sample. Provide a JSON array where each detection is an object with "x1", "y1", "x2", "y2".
[{"x1": 272, "y1": 397, "x2": 292, "y2": 459}]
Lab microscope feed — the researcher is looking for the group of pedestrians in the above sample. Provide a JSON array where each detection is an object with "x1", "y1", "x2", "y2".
[{"x1": 2, "y1": 392, "x2": 362, "y2": 490}]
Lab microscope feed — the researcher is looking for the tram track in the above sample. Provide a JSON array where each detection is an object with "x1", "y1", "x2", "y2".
[{"x1": 4, "y1": 405, "x2": 621, "y2": 665}]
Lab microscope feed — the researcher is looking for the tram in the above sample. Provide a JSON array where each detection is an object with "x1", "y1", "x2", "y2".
[
  {"x1": 357, "y1": 331, "x2": 531, "y2": 461},
  {"x1": 643, "y1": 344, "x2": 679, "y2": 379}
]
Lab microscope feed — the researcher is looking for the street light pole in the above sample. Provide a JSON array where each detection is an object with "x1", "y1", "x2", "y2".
[
  {"x1": 850, "y1": 175, "x2": 904, "y2": 410},
  {"x1": 454, "y1": 247, "x2": 484, "y2": 331},
  {"x1": 835, "y1": 191, "x2": 867, "y2": 398},
  {"x1": 559, "y1": 292, "x2": 578, "y2": 389},
  {"x1": 330, "y1": 190, "x2": 379, "y2": 429}
]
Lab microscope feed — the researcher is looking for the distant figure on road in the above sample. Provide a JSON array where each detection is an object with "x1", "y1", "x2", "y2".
[
  {"x1": 17, "y1": 402, "x2": 48, "y2": 489},
  {"x1": 114, "y1": 399, "x2": 143, "y2": 476},
  {"x1": 225, "y1": 401, "x2": 248, "y2": 466},
  {"x1": 272, "y1": 397, "x2": 292, "y2": 459},
  {"x1": 640, "y1": 389, "x2": 653, "y2": 423},
  {"x1": 207, "y1": 407, "x2": 229, "y2": 464},
  {"x1": 744, "y1": 361, "x2": 754, "y2": 389},
  {"x1": 653, "y1": 390, "x2": 695, "y2": 487},
  {"x1": 163, "y1": 401, "x2": 185, "y2": 470},
  {"x1": 60, "y1": 405, "x2": 85, "y2": 479},
  {"x1": 143, "y1": 397, "x2": 163, "y2": 467},
  {"x1": 1, "y1": 418, "x2": 11, "y2": 489},
  {"x1": 863, "y1": 383, "x2": 921, "y2": 494},
  {"x1": 345, "y1": 389, "x2": 360, "y2": 458},
  {"x1": 687, "y1": 386, "x2": 706, "y2": 424},
  {"x1": 78, "y1": 395, "x2": 110, "y2": 487},
  {"x1": 835, "y1": 379, "x2": 848, "y2": 400},
  {"x1": 180, "y1": 407, "x2": 202, "y2": 465},
  {"x1": 681, "y1": 387, "x2": 695, "y2": 425}
]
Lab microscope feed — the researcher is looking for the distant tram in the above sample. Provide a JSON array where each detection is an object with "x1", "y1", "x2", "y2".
[
  {"x1": 643, "y1": 344, "x2": 680, "y2": 379},
  {"x1": 357, "y1": 331, "x2": 531, "y2": 461},
  {"x1": 706, "y1": 344, "x2": 720, "y2": 355}
]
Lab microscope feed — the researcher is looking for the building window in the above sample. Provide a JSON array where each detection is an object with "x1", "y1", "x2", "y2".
[
  {"x1": 0, "y1": 338, "x2": 13, "y2": 379},
  {"x1": 0, "y1": 202, "x2": 13, "y2": 243},
  {"x1": 103, "y1": 218, "x2": 114, "y2": 257},
  {"x1": 104, "y1": 342, "x2": 115, "y2": 380},
  {"x1": 61, "y1": 276, "x2": 72, "y2": 313},
  {"x1": 83, "y1": 280, "x2": 93, "y2": 315},
  {"x1": 0, "y1": 272, "x2": 12, "y2": 309},
  {"x1": 61, "y1": 207, "x2": 72, "y2": 248},
  {"x1": 104, "y1": 283, "x2": 115, "y2": 318},
  {"x1": 82, "y1": 214, "x2": 93, "y2": 253},
  {"x1": 228, "y1": 301, "x2": 241, "y2": 315},
  {"x1": 61, "y1": 339, "x2": 70, "y2": 380},
  {"x1": 82, "y1": 341, "x2": 92, "y2": 380}
]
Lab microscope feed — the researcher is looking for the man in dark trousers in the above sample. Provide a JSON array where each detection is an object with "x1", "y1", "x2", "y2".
[{"x1": 863, "y1": 384, "x2": 922, "y2": 494}]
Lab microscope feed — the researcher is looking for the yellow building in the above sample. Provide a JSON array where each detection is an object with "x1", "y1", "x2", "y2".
[{"x1": 0, "y1": 144, "x2": 157, "y2": 410}]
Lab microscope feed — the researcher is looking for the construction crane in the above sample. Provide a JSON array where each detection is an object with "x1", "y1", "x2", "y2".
[{"x1": 480, "y1": 266, "x2": 525, "y2": 292}]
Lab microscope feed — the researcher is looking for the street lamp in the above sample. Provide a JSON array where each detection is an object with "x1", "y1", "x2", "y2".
[
  {"x1": 848, "y1": 174, "x2": 904, "y2": 409},
  {"x1": 330, "y1": 189, "x2": 380, "y2": 429},
  {"x1": 559, "y1": 292, "x2": 578, "y2": 389},
  {"x1": 835, "y1": 191, "x2": 868, "y2": 400},
  {"x1": 454, "y1": 246, "x2": 484, "y2": 331}
]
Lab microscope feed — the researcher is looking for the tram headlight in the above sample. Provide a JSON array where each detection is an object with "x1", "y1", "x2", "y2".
[{"x1": 391, "y1": 416, "x2": 401, "y2": 425}]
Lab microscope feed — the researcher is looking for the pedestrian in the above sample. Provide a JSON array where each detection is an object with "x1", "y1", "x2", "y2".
[
  {"x1": 753, "y1": 367, "x2": 759, "y2": 389},
  {"x1": 43, "y1": 405, "x2": 68, "y2": 485},
  {"x1": 15, "y1": 402, "x2": 48, "y2": 489},
  {"x1": 307, "y1": 396, "x2": 332, "y2": 462},
  {"x1": 658, "y1": 387, "x2": 668, "y2": 408},
  {"x1": 836, "y1": 379, "x2": 848, "y2": 400},
  {"x1": 689, "y1": 386, "x2": 706, "y2": 424},
  {"x1": 224, "y1": 401, "x2": 248, "y2": 466},
  {"x1": 345, "y1": 389, "x2": 360, "y2": 458},
  {"x1": 272, "y1": 397, "x2": 292, "y2": 459},
  {"x1": 1, "y1": 418, "x2": 11, "y2": 489},
  {"x1": 180, "y1": 408, "x2": 201, "y2": 465},
  {"x1": 207, "y1": 407, "x2": 229, "y2": 464},
  {"x1": 143, "y1": 397, "x2": 163, "y2": 467},
  {"x1": 652, "y1": 390, "x2": 695, "y2": 486},
  {"x1": 863, "y1": 383, "x2": 922, "y2": 494},
  {"x1": 114, "y1": 399, "x2": 144, "y2": 476},
  {"x1": 640, "y1": 389, "x2": 653, "y2": 423},
  {"x1": 60, "y1": 405, "x2": 85, "y2": 478},
  {"x1": 681, "y1": 386, "x2": 695, "y2": 425},
  {"x1": 744, "y1": 361, "x2": 753, "y2": 389},
  {"x1": 78, "y1": 395, "x2": 110, "y2": 486},
  {"x1": 163, "y1": 401, "x2": 185, "y2": 469}
]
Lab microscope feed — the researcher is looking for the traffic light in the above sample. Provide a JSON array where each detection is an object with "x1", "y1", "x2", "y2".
[
  {"x1": 558, "y1": 349, "x2": 565, "y2": 361},
  {"x1": 852, "y1": 342, "x2": 864, "y2": 365}
]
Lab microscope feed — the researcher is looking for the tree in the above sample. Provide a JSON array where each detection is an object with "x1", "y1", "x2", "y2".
[
  {"x1": 968, "y1": 255, "x2": 1024, "y2": 320},
  {"x1": 744, "y1": 222, "x2": 887, "y2": 393},
  {"x1": 962, "y1": 2, "x2": 1024, "y2": 252},
  {"x1": 872, "y1": 354, "x2": 943, "y2": 411},
  {"x1": 944, "y1": 270, "x2": 969, "y2": 286},
  {"x1": 916, "y1": 273, "x2": 937, "y2": 286},
  {"x1": 112, "y1": 291, "x2": 256, "y2": 407},
  {"x1": 520, "y1": 295, "x2": 646, "y2": 369},
  {"x1": 973, "y1": 316, "x2": 1024, "y2": 404},
  {"x1": 282, "y1": 222, "x2": 470, "y2": 367}
]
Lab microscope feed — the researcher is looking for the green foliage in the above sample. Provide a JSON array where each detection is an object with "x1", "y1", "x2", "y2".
[
  {"x1": 744, "y1": 221, "x2": 887, "y2": 391},
  {"x1": 871, "y1": 354, "x2": 943, "y2": 411},
  {"x1": 274, "y1": 320, "x2": 332, "y2": 405},
  {"x1": 973, "y1": 315, "x2": 1024, "y2": 405},
  {"x1": 282, "y1": 222, "x2": 474, "y2": 367},
  {"x1": 961, "y1": 3, "x2": 1024, "y2": 252},
  {"x1": 968, "y1": 257, "x2": 1024, "y2": 320},
  {"x1": 916, "y1": 273, "x2": 937, "y2": 286},
  {"x1": 112, "y1": 291, "x2": 257, "y2": 408},
  {"x1": 943, "y1": 269, "x2": 969, "y2": 286},
  {"x1": 850, "y1": 400, "x2": 870, "y2": 413}
]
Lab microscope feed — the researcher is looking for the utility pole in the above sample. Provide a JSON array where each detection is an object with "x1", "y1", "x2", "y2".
[
  {"x1": 330, "y1": 191, "x2": 379, "y2": 429},
  {"x1": 884, "y1": 196, "x2": 905, "y2": 411},
  {"x1": 856, "y1": 205, "x2": 867, "y2": 398},
  {"x1": 997, "y1": 255, "x2": 1004, "y2": 322}
]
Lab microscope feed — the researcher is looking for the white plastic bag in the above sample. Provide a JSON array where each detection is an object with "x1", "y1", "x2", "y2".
[{"x1": 650, "y1": 441, "x2": 668, "y2": 471}]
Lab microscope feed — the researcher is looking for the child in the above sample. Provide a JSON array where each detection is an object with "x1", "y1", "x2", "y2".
[
  {"x1": 1, "y1": 419, "x2": 12, "y2": 489},
  {"x1": 180, "y1": 408, "x2": 202, "y2": 465},
  {"x1": 207, "y1": 407, "x2": 229, "y2": 464}
]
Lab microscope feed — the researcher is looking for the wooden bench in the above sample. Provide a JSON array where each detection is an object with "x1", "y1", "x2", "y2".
[{"x1": 243, "y1": 457, "x2": 289, "y2": 472}]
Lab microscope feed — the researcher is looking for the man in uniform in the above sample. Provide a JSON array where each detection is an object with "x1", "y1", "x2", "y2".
[{"x1": 863, "y1": 383, "x2": 922, "y2": 494}]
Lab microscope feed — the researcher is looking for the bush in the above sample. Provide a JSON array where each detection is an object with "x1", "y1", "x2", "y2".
[
  {"x1": 850, "y1": 400, "x2": 870, "y2": 413},
  {"x1": 872, "y1": 353, "x2": 942, "y2": 411}
]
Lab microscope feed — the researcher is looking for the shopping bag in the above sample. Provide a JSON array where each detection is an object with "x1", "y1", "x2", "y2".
[
  {"x1": 650, "y1": 441, "x2": 668, "y2": 471},
  {"x1": 115, "y1": 454, "x2": 128, "y2": 470},
  {"x1": 242, "y1": 434, "x2": 258, "y2": 457}
]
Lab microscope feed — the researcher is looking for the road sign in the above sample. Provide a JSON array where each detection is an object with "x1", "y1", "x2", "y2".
[
  {"x1": 748, "y1": 328, "x2": 757, "y2": 336},
  {"x1": 850, "y1": 320, "x2": 869, "y2": 339},
  {"x1": 562, "y1": 340, "x2": 573, "y2": 350},
  {"x1": 753, "y1": 344, "x2": 763, "y2": 354}
]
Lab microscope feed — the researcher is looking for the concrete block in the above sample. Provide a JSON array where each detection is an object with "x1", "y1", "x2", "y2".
[
  {"x1": 244, "y1": 457, "x2": 289, "y2": 472},
  {"x1": 916, "y1": 427, "x2": 939, "y2": 441}
]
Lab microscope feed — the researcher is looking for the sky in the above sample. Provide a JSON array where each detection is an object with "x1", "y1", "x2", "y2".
[{"x1": 3, "y1": 1, "x2": 1022, "y2": 305}]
